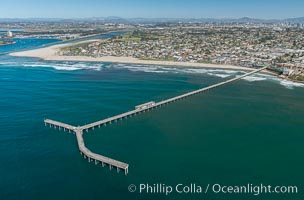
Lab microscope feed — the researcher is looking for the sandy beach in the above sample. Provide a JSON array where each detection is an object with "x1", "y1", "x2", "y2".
[{"x1": 10, "y1": 40, "x2": 275, "y2": 74}]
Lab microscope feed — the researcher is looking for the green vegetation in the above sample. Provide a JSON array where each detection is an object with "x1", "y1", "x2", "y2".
[
  {"x1": 267, "y1": 66, "x2": 284, "y2": 74},
  {"x1": 60, "y1": 41, "x2": 94, "y2": 55},
  {"x1": 290, "y1": 75, "x2": 304, "y2": 82},
  {"x1": 120, "y1": 36, "x2": 141, "y2": 42}
]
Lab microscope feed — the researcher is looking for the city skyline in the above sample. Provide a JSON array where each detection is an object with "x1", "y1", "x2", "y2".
[{"x1": 1, "y1": 0, "x2": 304, "y2": 19}]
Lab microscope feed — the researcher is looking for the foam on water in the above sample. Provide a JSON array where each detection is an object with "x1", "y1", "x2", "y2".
[
  {"x1": 279, "y1": 79, "x2": 304, "y2": 89},
  {"x1": 113, "y1": 64, "x2": 242, "y2": 78},
  {"x1": 1, "y1": 60, "x2": 303, "y2": 89},
  {"x1": 0, "y1": 60, "x2": 242, "y2": 76},
  {"x1": 241, "y1": 76, "x2": 267, "y2": 82},
  {"x1": 208, "y1": 73, "x2": 231, "y2": 78},
  {"x1": 0, "y1": 61, "x2": 104, "y2": 71},
  {"x1": 255, "y1": 75, "x2": 304, "y2": 89}
]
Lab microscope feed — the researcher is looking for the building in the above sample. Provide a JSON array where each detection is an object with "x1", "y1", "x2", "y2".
[
  {"x1": 283, "y1": 67, "x2": 294, "y2": 76},
  {"x1": 135, "y1": 101, "x2": 156, "y2": 110},
  {"x1": 7, "y1": 31, "x2": 13, "y2": 38}
]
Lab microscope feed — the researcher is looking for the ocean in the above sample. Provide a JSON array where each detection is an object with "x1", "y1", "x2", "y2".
[{"x1": 0, "y1": 37, "x2": 304, "y2": 200}]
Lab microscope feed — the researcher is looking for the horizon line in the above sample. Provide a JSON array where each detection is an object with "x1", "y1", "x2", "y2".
[{"x1": 0, "y1": 16, "x2": 304, "y2": 20}]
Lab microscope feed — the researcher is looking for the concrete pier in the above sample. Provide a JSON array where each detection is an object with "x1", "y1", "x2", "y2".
[
  {"x1": 75, "y1": 129, "x2": 129, "y2": 174},
  {"x1": 44, "y1": 119, "x2": 129, "y2": 175},
  {"x1": 44, "y1": 119, "x2": 76, "y2": 132},
  {"x1": 80, "y1": 67, "x2": 266, "y2": 131},
  {"x1": 44, "y1": 67, "x2": 266, "y2": 175}
]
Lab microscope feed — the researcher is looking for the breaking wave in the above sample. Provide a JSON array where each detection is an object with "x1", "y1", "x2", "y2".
[
  {"x1": 241, "y1": 76, "x2": 267, "y2": 82},
  {"x1": 0, "y1": 61, "x2": 104, "y2": 71},
  {"x1": 279, "y1": 80, "x2": 304, "y2": 89},
  {"x1": 0, "y1": 60, "x2": 303, "y2": 89},
  {"x1": 114, "y1": 63, "x2": 241, "y2": 78}
]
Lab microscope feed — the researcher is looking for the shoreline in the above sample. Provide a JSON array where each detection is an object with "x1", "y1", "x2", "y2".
[
  {"x1": 10, "y1": 41, "x2": 277, "y2": 75},
  {"x1": 0, "y1": 41, "x2": 16, "y2": 46},
  {"x1": 278, "y1": 75, "x2": 304, "y2": 84}
]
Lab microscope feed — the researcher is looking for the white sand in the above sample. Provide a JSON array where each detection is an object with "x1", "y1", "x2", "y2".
[{"x1": 10, "y1": 40, "x2": 275, "y2": 74}]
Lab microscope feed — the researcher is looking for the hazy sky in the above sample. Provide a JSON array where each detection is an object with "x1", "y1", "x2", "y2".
[{"x1": 1, "y1": 0, "x2": 304, "y2": 19}]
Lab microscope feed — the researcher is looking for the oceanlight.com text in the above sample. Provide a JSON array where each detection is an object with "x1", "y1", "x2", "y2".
[{"x1": 128, "y1": 183, "x2": 298, "y2": 196}]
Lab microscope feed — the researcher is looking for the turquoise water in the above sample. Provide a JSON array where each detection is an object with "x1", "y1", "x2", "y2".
[
  {"x1": 0, "y1": 31, "x2": 125, "y2": 54},
  {"x1": 0, "y1": 38, "x2": 59, "y2": 53},
  {"x1": 0, "y1": 39, "x2": 304, "y2": 200}
]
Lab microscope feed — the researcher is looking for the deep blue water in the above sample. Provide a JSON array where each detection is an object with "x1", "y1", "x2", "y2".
[{"x1": 0, "y1": 38, "x2": 304, "y2": 200}]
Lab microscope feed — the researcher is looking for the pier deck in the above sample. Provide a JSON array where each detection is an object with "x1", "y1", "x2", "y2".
[
  {"x1": 75, "y1": 130, "x2": 129, "y2": 174},
  {"x1": 44, "y1": 67, "x2": 266, "y2": 175},
  {"x1": 81, "y1": 67, "x2": 266, "y2": 131},
  {"x1": 44, "y1": 119, "x2": 76, "y2": 131}
]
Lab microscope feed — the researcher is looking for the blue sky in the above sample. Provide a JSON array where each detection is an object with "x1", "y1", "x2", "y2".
[{"x1": 1, "y1": 0, "x2": 304, "y2": 19}]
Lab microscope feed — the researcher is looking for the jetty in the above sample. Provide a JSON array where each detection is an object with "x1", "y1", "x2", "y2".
[{"x1": 44, "y1": 67, "x2": 266, "y2": 175}]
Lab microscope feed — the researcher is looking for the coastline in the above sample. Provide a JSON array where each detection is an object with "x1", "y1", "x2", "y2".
[
  {"x1": 0, "y1": 41, "x2": 16, "y2": 46},
  {"x1": 10, "y1": 40, "x2": 276, "y2": 75}
]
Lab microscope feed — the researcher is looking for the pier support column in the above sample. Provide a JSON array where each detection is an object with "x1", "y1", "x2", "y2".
[
  {"x1": 86, "y1": 129, "x2": 88, "y2": 133},
  {"x1": 95, "y1": 160, "x2": 98, "y2": 165},
  {"x1": 102, "y1": 162, "x2": 105, "y2": 167},
  {"x1": 117, "y1": 168, "x2": 120, "y2": 173},
  {"x1": 109, "y1": 165, "x2": 112, "y2": 170},
  {"x1": 125, "y1": 168, "x2": 128, "y2": 175}
]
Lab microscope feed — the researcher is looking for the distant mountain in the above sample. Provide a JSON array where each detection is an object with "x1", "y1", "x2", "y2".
[
  {"x1": 0, "y1": 18, "x2": 67, "y2": 22},
  {"x1": 69, "y1": 16, "x2": 129, "y2": 23},
  {"x1": 124, "y1": 17, "x2": 302, "y2": 24},
  {"x1": 0, "y1": 17, "x2": 304, "y2": 23},
  {"x1": 233, "y1": 17, "x2": 267, "y2": 23},
  {"x1": 285, "y1": 17, "x2": 304, "y2": 23}
]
